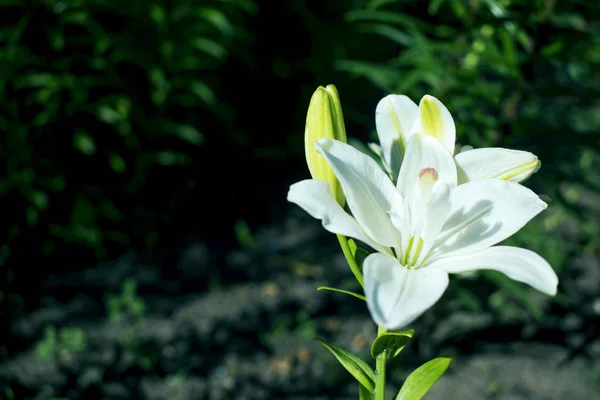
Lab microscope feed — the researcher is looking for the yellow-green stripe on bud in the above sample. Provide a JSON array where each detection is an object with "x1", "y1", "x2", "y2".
[{"x1": 304, "y1": 85, "x2": 347, "y2": 206}]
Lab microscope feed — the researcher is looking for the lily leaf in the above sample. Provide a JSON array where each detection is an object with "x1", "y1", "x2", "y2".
[
  {"x1": 347, "y1": 238, "x2": 370, "y2": 267},
  {"x1": 315, "y1": 338, "x2": 376, "y2": 393},
  {"x1": 317, "y1": 286, "x2": 366, "y2": 301},
  {"x1": 371, "y1": 330, "x2": 414, "y2": 359},
  {"x1": 359, "y1": 383, "x2": 375, "y2": 400},
  {"x1": 394, "y1": 355, "x2": 453, "y2": 400}
]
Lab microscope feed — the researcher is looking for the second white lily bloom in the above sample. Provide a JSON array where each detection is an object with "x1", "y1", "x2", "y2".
[
  {"x1": 374, "y1": 94, "x2": 541, "y2": 184},
  {"x1": 288, "y1": 133, "x2": 558, "y2": 330}
]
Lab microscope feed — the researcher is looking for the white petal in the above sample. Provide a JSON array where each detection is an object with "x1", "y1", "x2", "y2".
[
  {"x1": 412, "y1": 95, "x2": 456, "y2": 153},
  {"x1": 364, "y1": 253, "x2": 449, "y2": 330},
  {"x1": 287, "y1": 179, "x2": 391, "y2": 254},
  {"x1": 375, "y1": 95, "x2": 419, "y2": 179},
  {"x1": 429, "y1": 180, "x2": 547, "y2": 261},
  {"x1": 396, "y1": 133, "x2": 457, "y2": 199},
  {"x1": 428, "y1": 246, "x2": 558, "y2": 295},
  {"x1": 455, "y1": 147, "x2": 541, "y2": 184},
  {"x1": 316, "y1": 139, "x2": 402, "y2": 247},
  {"x1": 418, "y1": 181, "x2": 453, "y2": 264}
]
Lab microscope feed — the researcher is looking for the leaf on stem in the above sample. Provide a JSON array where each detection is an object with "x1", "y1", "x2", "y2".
[
  {"x1": 314, "y1": 338, "x2": 376, "y2": 393},
  {"x1": 394, "y1": 355, "x2": 453, "y2": 400},
  {"x1": 359, "y1": 382, "x2": 375, "y2": 400},
  {"x1": 317, "y1": 286, "x2": 366, "y2": 301},
  {"x1": 370, "y1": 330, "x2": 414, "y2": 359},
  {"x1": 348, "y1": 238, "x2": 370, "y2": 267}
]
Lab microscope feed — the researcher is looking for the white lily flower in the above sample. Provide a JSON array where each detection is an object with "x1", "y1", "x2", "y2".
[
  {"x1": 288, "y1": 133, "x2": 558, "y2": 330},
  {"x1": 375, "y1": 94, "x2": 541, "y2": 184}
]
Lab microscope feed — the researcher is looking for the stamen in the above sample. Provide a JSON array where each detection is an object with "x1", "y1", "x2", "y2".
[
  {"x1": 410, "y1": 237, "x2": 424, "y2": 267},
  {"x1": 404, "y1": 236, "x2": 415, "y2": 265},
  {"x1": 418, "y1": 167, "x2": 438, "y2": 184}
]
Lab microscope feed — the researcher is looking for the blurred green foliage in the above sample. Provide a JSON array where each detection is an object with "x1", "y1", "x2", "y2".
[
  {"x1": 105, "y1": 277, "x2": 145, "y2": 321},
  {"x1": 1, "y1": 0, "x2": 599, "y2": 321},
  {"x1": 35, "y1": 325, "x2": 86, "y2": 360},
  {"x1": 1, "y1": 0, "x2": 256, "y2": 263}
]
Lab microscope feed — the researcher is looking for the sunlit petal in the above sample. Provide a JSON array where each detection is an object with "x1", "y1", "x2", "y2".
[
  {"x1": 287, "y1": 179, "x2": 391, "y2": 254},
  {"x1": 316, "y1": 139, "x2": 402, "y2": 247},
  {"x1": 428, "y1": 246, "x2": 558, "y2": 295},
  {"x1": 429, "y1": 180, "x2": 547, "y2": 261},
  {"x1": 396, "y1": 133, "x2": 457, "y2": 199},
  {"x1": 455, "y1": 147, "x2": 541, "y2": 184},
  {"x1": 375, "y1": 95, "x2": 419, "y2": 179},
  {"x1": 364, "y1": 253, "x2": 449, "y2": 330},
  {"x1": 412, "y1": 95, "x2": 455, "y2": 153}
]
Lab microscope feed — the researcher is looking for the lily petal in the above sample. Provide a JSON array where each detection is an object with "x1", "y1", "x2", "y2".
[
  {"x1": 375, "y1": 95, "x2": 419, "y2": 179},
  {"x1": 396, "y1": 133, "x2": 457, "y2": 199},
  {"x1": 455, "y1": 147, "x2": 541, "y2": 184},
  {"x1": 418, "y1": 181, "x2": 453, "y2": 264},
  {"x1": 429, "y1": 180, "x2": 547, "y2": 261},
  {"x1": 287, "y1": 179, "x2": 391, "y2": 254},
  {"x1": 316, "y1": 138, "x2": 402, "y2": 247},
  {"x1": 364, "y1": 253, "x2": 449, "y2": 330},
  {"x1": 428, "y1": 246, "x2": 558, "y2": 295},
  {"x1": 412, "y1": 95, "x2": 456, "y2": 153}
]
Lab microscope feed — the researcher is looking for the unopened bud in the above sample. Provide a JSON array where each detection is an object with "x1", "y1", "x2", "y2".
[{"x1": 304, "y1": 85, "x2": 347, "y2": 205}]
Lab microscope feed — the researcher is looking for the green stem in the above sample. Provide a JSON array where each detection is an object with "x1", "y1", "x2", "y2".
[
  {"x1": 375, "y1": 325, "x2": 388, "y2": 400},
  {"x1": 336, "y1": 234, "x2": 364, "y2": 288}
]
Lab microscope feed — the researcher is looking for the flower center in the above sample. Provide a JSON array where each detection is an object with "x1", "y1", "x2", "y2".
[
  {"x1": 402, "y1": 235, "x2": 424, "y2": 268},
  {"x1": 399, "y1": 167, "x2": 439, "y2": 268}
]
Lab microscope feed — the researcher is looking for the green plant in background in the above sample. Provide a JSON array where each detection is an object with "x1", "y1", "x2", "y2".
[
  {"x1": 104, "y1": 277, "x2": 158, "y2": 371},
  {"x1": 0, "y1": 0, "x2": 256, "y2": 262},
  {"x1": 105, "y1": 277, "x2": 145, "y2": 321},
  {"x1": 36, "y1": 325, "x2": 86, "y2": 360}
]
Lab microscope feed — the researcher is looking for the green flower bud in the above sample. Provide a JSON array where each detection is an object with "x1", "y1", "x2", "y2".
[{"x1": 304, "y1": 85, "x2": 347, "y2": 206}]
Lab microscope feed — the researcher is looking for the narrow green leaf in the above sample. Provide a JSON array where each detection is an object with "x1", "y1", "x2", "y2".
[
  {"x1": 346, "y1": 238, "x2": 369, "y2": 267},
  {"x1": 499, "y1": 28, "x2": 519, "y2": 77},
  {"x1": 73, "y1": 130, "x2": 96, "y2": 155},
  {"x1": 314, "y1": 338, "x2": 376, "y2": 393},
  {"x1": 371, "y1": 330, "x2": 414, "y2": 359},
  {"x1": 354, "y1": 247, "x2": 369, "y2": 267},
  {"x1": 192, "y1": 37, "x2": 227, "y2": 60},
  {"x1": 357, "y1": 23, "x2": 412, "y2": 46},
  {"x1": 395, "y1": 355, "x2": 453, "y2": 400},
  {"x1": 359, "y1": 383, "x2": 375, "y2": 400},
  {"x1": 317, "y1": 286, "x2": 366, "y2": 301},
  {"x1": 348, "y1": 238, "x2": 358, "y2": 256}
]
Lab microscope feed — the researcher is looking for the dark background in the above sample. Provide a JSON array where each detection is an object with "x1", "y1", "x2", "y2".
[{"x1": 1, "y1": 1, "x2": 600, "y2": 399}]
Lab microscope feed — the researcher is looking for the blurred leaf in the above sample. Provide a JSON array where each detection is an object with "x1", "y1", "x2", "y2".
[
  {"x1": 73, "y1": 130, "x2": 96, "y2": 155},
  {"x1": 172, "y1": 124, "x2": 204, "y2": 146},
  {"x1": 345, "y1": 10, "x2": 425, "y2": 31},
  {"x1": 149, "y1": 4, "x2": 167, "y2": 25},
  {"x1": 189, "y1": 81, "x2": 216, "y2": 105},
  {"x1": 234, "y1": 219, "x2": 255, "y2": 249},
  {"x1": 109, "y1": 152, "x2": 126, "y2": 173},
  {"x1": 335, "y1": 60, "x2": 399, "y2": 90},
  {"x1": 192, "y1": 37, "x2": 228, "y2": 60},
  {"x1": 314, "y1": 338, "x2": 376, "y2": 393},
  {"x1": 97, "y1": 105, "x2": 121, "y2": 124},
  {"x1": 482, "y1": 270, "x2": 543, "y2": 318},
  {"x1": 156, "y1": 151, "x2": 190, "y2": 166},
  {"x1": 198, "y1": 8, "x2": 233, "y2": 35},
  {"x1": 317, "y1": 286, "x2": 366, "y2": 301},
  {"x1": 356, "y1": 23, "x2": 412, "y2": 46}
]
